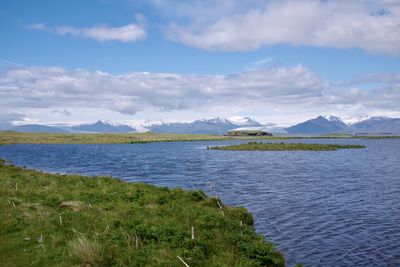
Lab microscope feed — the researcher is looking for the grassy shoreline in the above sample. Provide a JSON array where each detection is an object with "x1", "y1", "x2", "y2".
[
  {"x1": 0, "y1": 159, "x2": 285, "y2": 266},
  {"x1": 208, "y1": 142, "x2": 366, "y2": 151}
]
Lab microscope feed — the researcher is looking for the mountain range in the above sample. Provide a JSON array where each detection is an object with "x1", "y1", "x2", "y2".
[
  {"x1": 286, "y1": 115, "x2": 348, "y2": 135},
  {"x1": 70, "y1": 120, "x2": 135, "y2": 133},
  {"x1": 145, "y1": 117, "x2": 261, "y2": 134},
  {"x1": 285, "y1": 115, "x2": 400, "y2": 135},
  {"x1": 2, "y1": 115, "x2": 400, "y2": 135}
]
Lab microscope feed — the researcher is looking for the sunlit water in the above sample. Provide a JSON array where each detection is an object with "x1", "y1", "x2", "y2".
[{"x1": 1, "y1": 139, "x2": 399, "y2": 266}]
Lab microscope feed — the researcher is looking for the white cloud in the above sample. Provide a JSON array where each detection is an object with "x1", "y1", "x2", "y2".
[
  {"x1": 0, "y1": 65, "x2": 324, "y2": 117},
  {"x1": 53, "y1": 23, "x2": 146, "y2": 42},
  {"x1": 27, "y1": 16, "x2": 147, "y2": 43},
  {"x1": 246, "y1": 57, "x2": 275, "y2": 71},
  {"x1": 143, "y1": 0, "x2": 265, "y2": 22},
  {"x1": 0, "y1": 65, "x2": 399, "y2": 123},
  {"x1": 164, "y1": 0, "x2": 400, "y2": 55}
]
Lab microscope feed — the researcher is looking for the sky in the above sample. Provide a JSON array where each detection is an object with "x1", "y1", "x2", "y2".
[{"x1": 0, "y1": 0, "x2": 400, "y2": 126}]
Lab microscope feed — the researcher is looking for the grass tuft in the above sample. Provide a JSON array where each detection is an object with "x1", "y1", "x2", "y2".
[{"x1": 69, "y1": 235, "x2": 103, "y2": 266}]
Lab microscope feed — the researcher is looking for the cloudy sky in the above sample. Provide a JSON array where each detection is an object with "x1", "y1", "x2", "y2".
[{"x1": 1, "y1": 0, "x2": 400, "y2": 125}]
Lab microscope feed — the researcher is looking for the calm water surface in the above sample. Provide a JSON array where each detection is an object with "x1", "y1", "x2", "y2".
[{"x1": 0, "y1": 138, "x2": 399, "y2": 266}]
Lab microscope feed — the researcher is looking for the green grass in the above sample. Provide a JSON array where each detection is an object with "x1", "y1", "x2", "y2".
[
  {"x1": 0, "y1": 131, "x2": 228, "y2": 145},
  {"x1": 0, "y1": 159, "x2": 285, "y2": 266},
  {"x1": 208, "y1": 142, "x2": 366, "y2": 151}
]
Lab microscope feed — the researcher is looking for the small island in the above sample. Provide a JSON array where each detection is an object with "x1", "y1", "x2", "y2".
[{"x1": 208, "y1": 142, "x2": 366, "y2": 151}]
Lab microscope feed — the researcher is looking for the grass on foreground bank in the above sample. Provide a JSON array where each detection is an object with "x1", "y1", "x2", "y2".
[
  {"x1": 0, "y1": 131, "x2": 228, "y2": 145},
  {"x1": 208, "y1": 142, "x2": 366, "y2": 151},
  {"x1": 0, "y1": 159, "x2": 285, "y2": 267}
]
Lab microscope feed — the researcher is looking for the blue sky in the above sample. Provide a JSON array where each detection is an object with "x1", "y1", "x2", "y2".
[{"x1": 1, "y1": 0, "x2": 400, "y2": 125}]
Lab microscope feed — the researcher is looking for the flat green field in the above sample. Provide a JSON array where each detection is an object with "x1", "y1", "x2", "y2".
[
  {"x1": 0, "y1": 159, "x2": 285, "y2": 266},
  {"x1": 209, "y1": 142, "x2": 366, "y2": 151},
  {"x1": 0, "y1": 131, "x2": 228, "y2": 145}
]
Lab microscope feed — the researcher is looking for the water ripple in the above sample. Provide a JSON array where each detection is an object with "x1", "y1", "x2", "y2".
[{"x1": 0, "y1": 139, "x2": 399, "y2": 266}]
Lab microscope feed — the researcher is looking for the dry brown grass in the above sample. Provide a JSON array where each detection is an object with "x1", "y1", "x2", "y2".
[
  {"x1": 60, "y1": 200, "x2": 87, "y2": 211},
  {"x1": 69, "y1": 236, "x2": 103, "y2": 266}
]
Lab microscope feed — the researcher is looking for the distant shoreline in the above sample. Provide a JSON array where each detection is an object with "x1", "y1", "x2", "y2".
[{"x1": 0, "y1": 131, "x2": 399, "y2": 145}]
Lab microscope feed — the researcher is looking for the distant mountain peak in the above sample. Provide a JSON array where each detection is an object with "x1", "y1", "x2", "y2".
[
  {"x1": 343, "y1": 114, "x2": 370, "y2": 125},
  {"x1": 343, "y1": 115, "x2": 391, "y2": 126},
  {"x1": 93, "y1": 120, "x2": 107, "y2": 126},
  {"x1": 349, "y1": 116, "x2": 400, "y2": 133},
  {"x1": 322, "y1": 115, "x2": 343, "y2": 122},
  {"x1": 71, "y1": 120, "x2": 135, "y2": 133},
  {"x1": 140, "y1": 117, "x2": 262, "y2": 134},
  {"x1": 286, "y1": 115, "x2": 347, "y2": 135},
  {"x1": 199, "y1": 117, "x2": 231, "y2": 124},
  {"x1": 97, "y1": 120, "x2": 125, "y2": 126},
  {"x1": 90, "y1": 120, "x2": 112, "y2": 126},
  {"x1": 193, "y1": 117, "x2": 262, "y2": 127},
  {"x1": 228, "y1": 116, "x2": 261, "y2": 126}
]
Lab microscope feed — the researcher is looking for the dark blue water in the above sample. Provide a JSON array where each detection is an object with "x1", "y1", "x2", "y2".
[{"x1": 1, "y1": 139, "x2": 399, "y2": 266}]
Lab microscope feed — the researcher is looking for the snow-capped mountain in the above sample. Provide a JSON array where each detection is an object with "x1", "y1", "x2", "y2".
[
  {"x1": 144, "y1": 117, "x2": 235, "y2": 134},
  {"x1": 198, "y1": 117, "x2": 232, "y2": 124},
  {"x1": 322, "y1": 115, "x2": 344, "y2": 123},
  {"x1": 285, "y1": 115, "x2": 400, "y2": 135},
  {"x1": 127, "y1": 117, "x2": 263, "y2": 134},
  {"x1": 228, "y1": 116, "x2": 262, "y2": 127},
  {"x1": 342, "y1": 114, "x2": 370, "y2": 125},
  {"x1": 125, "y1": 119, "x2": 167, "y2": 132},
  {"x1": 2, "y1": 117, "x2": 263, "y2": 134},
  {"x1": 4, "y1": 115, "x2": 400, "y2": 134},
  {"x1": 100, "y1": 120, "x2": 127, "y2": 127},
  {"x1": 286, "y1": 115, "x2": 348, "y2": 135},
  {"x1": 349, "y1": 116, "x2": 400, "y2": 133}
]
